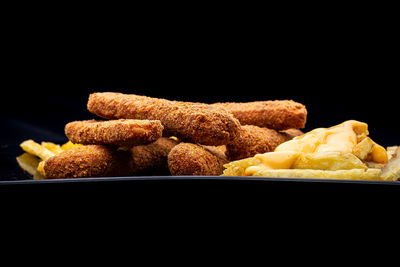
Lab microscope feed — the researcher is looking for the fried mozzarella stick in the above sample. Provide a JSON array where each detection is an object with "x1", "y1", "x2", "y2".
[
  {"x1": 87, "y1": 92, "x2": 241, "y2": 146},
  {"x1": 279, "y1": 128, "x2": 304, "y2": 140},
  {"x1": 44, "y1": 145, "x2": 132, "y2": 179},
  {"x1": 226, "y1": 125, "x2": 290, "y2": 161},
  {"x1": 44, "y1": 138, "x2": 178, "y2": 179},
  {"x1": 65, "y1": 119, "x2": 163, "y2": 147},
  {"x1": 130, "y1": 137, "x2": 179, "y2": 174},
  {"x1": 212, "y1": 100, "x2": 307, "y2": 130},
  {"x1": 168, "y1": 143, "x2": 229, "y2": 176}
]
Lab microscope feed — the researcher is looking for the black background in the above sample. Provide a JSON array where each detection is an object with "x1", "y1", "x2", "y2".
[
  {"x1": 1, "y1": 7, "x2": 398, "y2": 220},
  {"x1": 3, "y1": 38, "x2": 398, "y2": 147},
  {"x1": 2, "y1": 15, "x2": 398, "y2": 147}
]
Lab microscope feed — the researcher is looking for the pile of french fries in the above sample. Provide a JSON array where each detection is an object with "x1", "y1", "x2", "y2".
[
  {"x1": 223, "y1": 146, "x2": 400, "y2": 181},
  {"x1": 16, "y1": 140, "x2": 81, "y2": 179}
]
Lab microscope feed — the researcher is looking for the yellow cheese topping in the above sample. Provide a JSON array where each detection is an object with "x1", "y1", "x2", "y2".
[
  {"x1": 245, "y1": 151, "x2": 302, "y2": 175},
  {"x1": 244, "y1": 120, "x2": 388, "y2": 175}
]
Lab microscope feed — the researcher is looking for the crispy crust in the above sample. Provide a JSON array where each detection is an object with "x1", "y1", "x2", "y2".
[
  {"x1": 168, "y1": 143, "x2": 229, "y2": 176},
  {"x1": 65, "y1": 119, "x2": 163, "y2": 147},
  {"x1": 87, "y1": 92, "x2": 241, "y2": 146},
  {"x1": 130, "y1": 137, "x2": 179, "y2": 174},
  {"x1": 212, "y1": 100, "x2": 307, "y2": 130},
  {"x1": 280, "y1": 128, "x2": 304, "y2": 140},
  {"x1": 225, "y1": 125, "x2": 289, "y2": 161},
  {"x1": 279, "y1": 128, "x2": 304, "y2": 140},
  {"x1": 44, "y1": 145, "x2": 132, "y2": 179}
]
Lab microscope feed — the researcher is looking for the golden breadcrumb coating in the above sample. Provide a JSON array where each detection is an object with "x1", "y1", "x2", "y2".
[
  {"x1": 87, "y1": 92, "x2": 241, "y2": 146},
  {"x1": 130, "y1": 137, "x2": 179, "y2": 174},
  {"x1": 65, "y1": 119, "x2": 163, "y2": 147},
  {"x1": 44, "y1": 145, "x2": 132, "y2": 179},
  {"x1": 279, "y1": 128, "x2": 304, "y2": 140},
  {"x1": 168, "y1": 143, "x2": 229, "y2": 176},
  {"x1": 225, "y1": 125, "x2": 289, "y2": 161},
  {"x1": 212, "y1": 100, "x2": 307, "y2": 130}
]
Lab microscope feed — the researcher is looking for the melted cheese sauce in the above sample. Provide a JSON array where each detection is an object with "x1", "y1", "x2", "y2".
[
  {"x1": 244, "y1": 120, "x2": 388, "y2": 175},
  {"x1": 245, "y1": 151, "x2": 302, "y2": 175},
  {"x1": 276, "y1": 120, "x2": 367, "y2": 153}
]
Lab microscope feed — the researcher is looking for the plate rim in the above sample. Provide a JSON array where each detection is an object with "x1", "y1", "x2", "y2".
[{"x1": 0, "y1": 175, "x2": 399, "y2": 186}]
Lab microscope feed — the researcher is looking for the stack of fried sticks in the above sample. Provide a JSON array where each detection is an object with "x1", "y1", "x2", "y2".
[{"x1": 43, "y1": 92, "x2": 307, "y2": 178}]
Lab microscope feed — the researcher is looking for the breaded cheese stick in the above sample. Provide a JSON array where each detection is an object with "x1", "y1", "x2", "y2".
[
  {"x1": 212, "y1": 100, "x2": 307, "y2": 130},
  {"x1": 225, "y1": 125, "x2": 289, "y2": 161},
  {"x1": 168, "y1": 143, "x2": 229, "y2": 176},
  {"x1": 44, "y1": 145, "x2": 132, "y2": 179},
  {"x1": 65, "y1": 119, "x2": 163, "y2": 147},
  {"x1": 130, "y1": 137, "x2": 179, "y2": 174},
  {"x1": 87, "y1": 92, "x2": 241, "y2": 146},
  {"x1": 279, "y1": 128, "x2": 304, "y2": 140}
]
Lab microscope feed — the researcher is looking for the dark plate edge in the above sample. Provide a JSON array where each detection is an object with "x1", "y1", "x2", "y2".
[{"x1": 0, "y1": 175, "x2": 399, "y2": 186}]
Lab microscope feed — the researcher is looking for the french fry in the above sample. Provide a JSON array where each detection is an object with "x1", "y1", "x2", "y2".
[
  {"x1": 222, "y1": 150, "x2": 389, "y2": 181},
  {"x1": 20, "y1": 139, "x2": 55, "y2": 161},
  {"x1": 293, "y1": 151, "x2": 367, "y2": 170},
  {"x1": 380, "y1": 147, "x2": 400, "y2": 181},
  {"x1": 252, "y1": 168, "x2": 381, "y2": 181},
  {"x1": 223, "y1": 151, "x2": 368, "y2": 176},
  {"x1": 37, "y1": 161, "x2": 46, "y2": 176},
  {"x1": 33, "y1": 171, "x2": 45, "y2": 180},
  {"x1": 41, "y1": 141, "x2": 64, "y2": 154},
  {"x1": 16, "y1": 153, "x2": 41, "y2": 176},
  {"x1": 18, "y1": 140, "x2": 68, "y2": 179},
  {"x1": 353, "y1": 137, "x2": 374, "y2": 161},
  {"x1": 61, "y1": 141, "x2": 82, "y2": 151},
  {"x1": 365, "y1": 161, "x2": 384, "y2": 169},
  {"x1": 387, "y1": 146, "x2": 398, "y2": 160},
  {"x1": 222, "y1": 157, "x2": 262, "y2": 176}
]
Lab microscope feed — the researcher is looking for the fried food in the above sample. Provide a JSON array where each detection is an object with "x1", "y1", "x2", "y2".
[
  {"x1": 292, "y1": 151, "x2": 367, "y2": 170},
  {"x1": 61, "y1": 141, "x2": 82, "y2": 150},
  {"x1": 87, "y1": 92, "x2": 241, "y2": 146},
  {"x1": 387, "y1": 146, "x2": 398, "y2": 159},
  {"x1": 16, "y1": 153, "x2": 41, "y2": 176},
  {"x1": 222, "y1": 157, "x2": 262, "y2": 176},
  {"x1": 20, "y1": 139, "x2": 55, "y2": 161},
  {"x1": 353, "y1": 137, "x2": 374, "y2": 161},
  {"x1": 65, "y1": 119, "x2": 163, "y2": 147},
  {"x1": 212, "y1": 100, "x2": 307, "y2": 130},
  {"x1": 251, "y1": 168, "x2": 381, "y2": 180},
  {"x1": 17, "y1": 153, "x2": 45, "y2": 179},
  {"x1": 168, "y1": 143, "x2": 229, "y2": 176},
  {"x1": 37, "y1": 161, "x2": 45, "y2": 176},
  {"x1": 275, "y1": 120, "x2": 388, "y2": 164},
  {"x1": 19, "y1": 140, "x2": 68, "y2": 179},
  {"x1": 130, "y1": 137, "x2": 179, "y2": 174},
  {"x1": 44, "y1": 145, "x2": 132, "y2": 179},
  {"x1": 380, "y1": 147, "x2": 400, "y2": 181},
  {"x1": 279, "y1": 128, "x2": 304, "y2": 139},
  {"x1": 225, "y1": 125, "x2": 289, "y2": 161},
  {"x1": 222, "y1": 155, "x2": 380, "y2": 180},
  {"x1": 364, "y1": 161, "x2": 384, "y2": 169},
  {"x1": 222, "y1": 121, "x2": 396, "y2": 181},
  {"x1": 41, "y1": 142, "x2": 64, "y2": 154}
]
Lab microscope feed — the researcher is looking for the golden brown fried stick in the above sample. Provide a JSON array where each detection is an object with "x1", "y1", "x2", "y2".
[
  {"x1": 130, "y1": 137, "x2": 179, "y2": 174},
  {"x1": 225, "y1": 125, "x2": 289, "y2": 161},
  {"x1": 279, "y1": 128, "x2": 304, "y2": 139},
  {"x1": 168, "y1": 143, "x2": 229, "y2": 176},
  {"x1": 65, "y1": 119, "x2": 163, "y2": 147},
  {"x1": 87, "y1": 92, "x2": 241, "y2": 146},
  {"x1": 44, "y1": 138, "x2": 178, "y2": 179},
  {"x1": 44, "y1": 145, "x2": 132, "y2": 179},
  {"x1": 212, "y1": 100, "x2": 307, "y2": 130}
]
